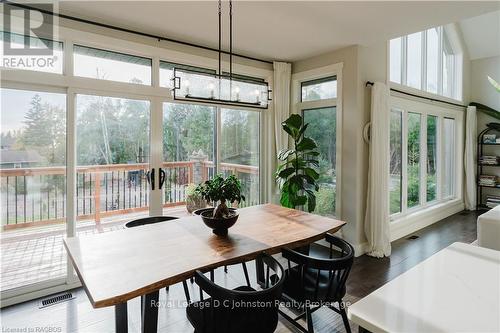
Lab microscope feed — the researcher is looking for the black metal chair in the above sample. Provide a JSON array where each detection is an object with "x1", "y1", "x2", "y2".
[
  {"x1": 186, "y1": 253, "x2": 285, "y2": 333},
  {"x1": 124, "y1": 216, "x2": 192, "y2": 297},
  {"x1": 278, "y1": 234, "x2": 354, "y2": 333}
]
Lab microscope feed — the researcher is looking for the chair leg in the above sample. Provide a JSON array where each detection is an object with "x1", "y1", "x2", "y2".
[
  {"x1": 339, "y1": 302, "x2": 351, "y2": 333},
  {"x1": 182, "y1": 280, "x2": 191, "y2": 304},
  {"x1": 242, "y1": 262, "x2": 251, "y2": 287},
  {"x1": 305, "y1": 305, "x2": 314, "y2": 333},
  {"x1": 224, "y1": 265, "x2": 228, "y2": 273},
  {"x1": 190, "y1": 277, "x2": 194, "y2": 284},
  {"x1": 165, "y1": 286, "x2": 169, "y2": 293}
]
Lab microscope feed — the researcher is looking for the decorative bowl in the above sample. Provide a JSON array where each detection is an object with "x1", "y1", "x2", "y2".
[{"x1": 199, "y1": 208, "x2": 238, "y2": 236}]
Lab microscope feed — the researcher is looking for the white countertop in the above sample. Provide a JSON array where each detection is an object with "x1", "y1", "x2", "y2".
[{"x1": 348, "y1": 242, "x2": 500, "y2": 333}]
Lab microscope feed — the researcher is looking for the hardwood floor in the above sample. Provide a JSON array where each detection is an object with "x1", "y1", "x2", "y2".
[{"x1": 0, "y1": 210, "x2": 478, "y2": 333}]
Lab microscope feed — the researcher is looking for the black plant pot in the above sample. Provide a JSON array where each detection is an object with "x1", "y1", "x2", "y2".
[{"x1": 199, "y1": 208, "x2": 239, "y2": 236}]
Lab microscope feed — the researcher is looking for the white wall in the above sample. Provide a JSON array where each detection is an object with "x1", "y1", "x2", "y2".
[{"x1": 472, "y1": 56, "x2": 500, "y2": 112}]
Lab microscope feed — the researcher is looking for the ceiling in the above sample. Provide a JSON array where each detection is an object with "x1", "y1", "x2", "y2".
[
  {"x1": 56, "y1": 1, "x2": 500, "y2": 62},
  {"x1": 459, "y1": 10, "x2": 500, "y2": 60}
]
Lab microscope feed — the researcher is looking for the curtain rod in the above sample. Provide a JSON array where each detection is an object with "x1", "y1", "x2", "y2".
[
  {"x1": 365, "y1": 81, "x2": 466, "y2": 108},
  {"x1": 3, "y1": 1, "x2": 273, "y2": 65}
]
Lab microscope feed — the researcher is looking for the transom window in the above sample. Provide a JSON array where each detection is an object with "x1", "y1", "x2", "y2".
[
  {"x1": 390, "y1": 26, "x2": 462, "y2": 100},
  {"x1": 301, "y1": 76, "x2": 337, "y2": 102}
]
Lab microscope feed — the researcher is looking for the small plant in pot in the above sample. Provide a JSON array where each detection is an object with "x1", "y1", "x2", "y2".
[{"x1": 195, "y1": 174, "x2": 245, "y2": 236}]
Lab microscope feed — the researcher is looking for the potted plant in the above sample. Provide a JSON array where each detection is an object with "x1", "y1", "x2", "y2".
[
  {"x1": 185, "y1": 183, "x2": 207, "y2": 213},
  {"x1": 275, "y1": 114, "x2": 320, "y2": 212},
  {"x1": 195, "y1": 174, "x2": 245, "y2": 235}
]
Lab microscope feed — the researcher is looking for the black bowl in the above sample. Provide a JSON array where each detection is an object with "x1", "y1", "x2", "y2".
[
  {"x1": 192, "y1": 207, "x2": 214, "y2": 216},
  {"x1": 199, "y1": 208, "x2": 238, "y2": 236}
]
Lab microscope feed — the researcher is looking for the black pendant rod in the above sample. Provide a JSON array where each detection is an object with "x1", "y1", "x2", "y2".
[
  {"x1": 218, "y1": 0, "x2": 222, "y2": 76},
  {"x1": 229, "y1": 0, "x2": 233, "y2": 78},
  {"x1": 365, "y1": 81, "x2": 465, "y2": 108},
  {"x1": 1, "y1": 0, "x2": 273, "y2": 65}
]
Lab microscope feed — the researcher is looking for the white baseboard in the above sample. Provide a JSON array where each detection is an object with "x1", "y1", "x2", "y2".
[
  {"x1": 1, "y1": 280, "x2": 81, "y2": 308},
  {"x1": 390, "y1": 199, "x2": 464, "y2": 242}
]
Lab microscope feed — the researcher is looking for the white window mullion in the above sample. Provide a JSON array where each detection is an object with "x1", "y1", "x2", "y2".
[
  {"x1": 420, "y1": 112, "x2": 427, "y2": 204},
  {"x1": 421, "y1": 31, "x2": 428, "y2": 92},
  {"x1": 437, "y1": 27, "x2": 444, "y2": 96},
  {"x1": 402, "y1": 36, "x2": 408, "y2": 86},
  {"x1": 401, "y1": 110, "x2": 409, "y2": 213},
  {"x1": 436, "y1": 116, "x2": 442, "y2": 201}
]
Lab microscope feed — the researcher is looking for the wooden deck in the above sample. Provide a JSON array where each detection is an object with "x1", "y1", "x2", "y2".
[{"x1": 0, "y1": 206, "x2": 190, "y2": 292}]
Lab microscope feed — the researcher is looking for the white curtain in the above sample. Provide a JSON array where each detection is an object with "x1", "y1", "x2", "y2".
[
  {"x1": 273, "y1": 62, "x2": 292, "y2": 153},
  {"x1": 464, "y1": 106, "x2": 477, "y2": 210},
  {"x1": 364, "y1": 82, "x2": 391, "y2": 258}
]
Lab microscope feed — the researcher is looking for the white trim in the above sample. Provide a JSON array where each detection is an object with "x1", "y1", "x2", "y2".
[
  {"x1": 291, "y1": 63, "x2": 343, "y2": 218},
  {"x1": 0, "y1": 280, "x2": 81, "y2": 308},
  {"x1": 390, "y1": 199, "x2": 464, "y2": 241}
]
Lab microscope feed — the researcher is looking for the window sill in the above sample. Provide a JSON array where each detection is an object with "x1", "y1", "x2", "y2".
[{"x1": 390, "y1": 198, "x2": 464, "y2": 241}]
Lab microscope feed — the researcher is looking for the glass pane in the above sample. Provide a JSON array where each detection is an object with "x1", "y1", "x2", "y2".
[
  {"x1": 426, "y1": 28, "x2": 439, "y2": 94},
  {"x1": 76, "y1": 94, "x2": 150, "y2": 227},
  {"x1": 301, "y1": 77, "x2": 337, "y2": 102},
  {"x1": 407, "y1": 112, "x2": 421, "y2": 208},
  {"x1": 442, "y1": 35, "x2": 454, "y2": 98},
  {"x1": 0, "y1": 32, "x2": 63, "y2": 74},
  {"x1": 162, "y1": 103, "x2": 216, "y2": 210},
  {"x1": 426, "y1": 115, "x2": 438, "y2": 202},
  {"x1": 220, "y1": 108, "x2": 260, "y2": 207},
  {"x1": 443, "y1": 118, "x2": 455, "y2": 198},
  {"x1": 74, "y1": 45, "x2": 152, "y2": 85},
  {"x1": 303, "y1": 107, "x2": 337, "y2": 217},
  {"x1": 1, "y1": 88, "x2": 66, "y2": 291},
  {"x1": 407, "y1": 32, "x2": 422, "y2": 89},
  {"x1": 390, "y1": 110, "x2": 402, "y2": 214},
  {"x1": 159, "y1": 61, "x2": 215, "y2": 89},
  {"x1": 390, "y1": 37, "x2": 402, "y2": 84}
]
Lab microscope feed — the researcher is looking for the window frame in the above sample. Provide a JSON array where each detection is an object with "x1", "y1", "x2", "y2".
[
  {"x1": 0, "y1": 14, "x2": 272, "y2": 304},
  {"x1": 388, "y1": 25, "x2": 463, "y2": 103},
  {"x1": 389, "y1": 95, "x2": 463, "y2": 221},
  {"x1": 291, "y1": 63, "x2": 343, "y2": 218}
]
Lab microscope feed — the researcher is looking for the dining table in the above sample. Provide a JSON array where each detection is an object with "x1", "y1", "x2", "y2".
[
  {"x1": 64, "y1": 203, "x2": 346, "y2": 333},
  {"x1": 348, "y1": 242, "x2": 500, "y2": 333}
]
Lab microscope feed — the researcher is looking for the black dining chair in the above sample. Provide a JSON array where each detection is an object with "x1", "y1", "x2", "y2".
[
  {"x1": 124, "y1": 216, "x2": 192, "y2": 298},
  {"x1": 278, "y1": 234, "x2": 354, "y2": 333},
  {"x1": 186, "y1": 253, "x2": 285, "y2": 333}
]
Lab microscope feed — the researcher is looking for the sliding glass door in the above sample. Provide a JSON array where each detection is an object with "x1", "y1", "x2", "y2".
[
  {"x1": 75, "y1": 94, "x2": 151, "y2": 229},
  {"x1": 1, "y1": 87, "x2": 67, "y2": 293}
]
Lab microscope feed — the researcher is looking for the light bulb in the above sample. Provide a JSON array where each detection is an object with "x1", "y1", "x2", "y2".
[
  {"x1": 184, "y1": 80, "x2": 190, "y2": 96},
  {"x1": 234, "y1": 86, "x2": 240, "y2": 101},
  {"x1": 208, "y1": 82, "x2": 215, "y2": 98},
  {"x1": 255, "y1": 89, "x2": 261, "y2": 103}
]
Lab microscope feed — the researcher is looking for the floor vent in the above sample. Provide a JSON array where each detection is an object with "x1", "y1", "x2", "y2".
[
  {"x1": 407, "y1": 235, "x2": 419, "y2": 240},
  {"x1": 39, "y1": 292, "x2": 75, "y2": 308}
]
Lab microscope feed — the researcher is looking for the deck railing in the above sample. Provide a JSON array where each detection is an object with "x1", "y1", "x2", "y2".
[{"x1": 0, "y1": 161, "x2": 258, "y2": 230}]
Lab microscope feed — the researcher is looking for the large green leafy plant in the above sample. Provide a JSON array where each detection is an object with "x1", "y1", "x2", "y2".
[
  {"x1": 195, "y1": 174, "x2": 245, "y2": 218},
  {"x1": 276, "y1": 114, "x2": 320, "y2": 212}
]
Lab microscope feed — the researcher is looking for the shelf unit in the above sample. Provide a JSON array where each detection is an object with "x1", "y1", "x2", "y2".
[{"x1": 476, "y1": 127, "x2": 500, "y2": 210}]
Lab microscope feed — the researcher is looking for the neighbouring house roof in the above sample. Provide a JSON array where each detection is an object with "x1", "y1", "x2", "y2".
[{"x1": 0, "y1": 150, "x2": 44, "y2": 165}]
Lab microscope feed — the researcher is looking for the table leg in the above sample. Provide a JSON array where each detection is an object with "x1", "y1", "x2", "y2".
[
  {"x1": 141, "y1": 290, "x2": 159, "y2": 333},
  {"x1": 115, "y1": 302, "x2": 128, "y2": 333}
]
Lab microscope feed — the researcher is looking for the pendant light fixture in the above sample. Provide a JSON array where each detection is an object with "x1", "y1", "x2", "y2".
[{"x1": 171, "y1": 0, "x2": 271, "y2": 109}]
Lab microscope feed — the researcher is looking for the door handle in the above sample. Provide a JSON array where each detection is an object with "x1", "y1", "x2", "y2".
[
  {"x1": 159, "y1": 168, "x2": 166, "y2": 190},
  {"x1": 146, "y1": 168, "x2": 155, "y2": 190}
]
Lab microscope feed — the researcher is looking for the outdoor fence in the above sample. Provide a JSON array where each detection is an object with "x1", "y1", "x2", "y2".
[{"x1": 0, "y1": 161, "x2": 259, "y2": 230}]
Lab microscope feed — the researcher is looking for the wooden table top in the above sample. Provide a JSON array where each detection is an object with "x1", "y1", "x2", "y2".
[{"x1": 64, "y1": 204, "x2": 345, "y2": 308}]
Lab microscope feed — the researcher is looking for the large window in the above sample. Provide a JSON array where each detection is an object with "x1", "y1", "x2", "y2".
[
  {"x1": 73, "y1": 45, "x2": 152, "y2": 85},
  {"x1": 389, "y1": 98, "x2": 461, "y2": 218},
  {"x1": 389, "y1": 26, "x2": 462, "y2": 100},
  {"x1": 294, "y1": 71, "x2": 340, "y2": 217}
]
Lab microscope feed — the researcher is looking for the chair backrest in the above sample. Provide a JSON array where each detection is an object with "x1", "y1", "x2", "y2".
[
  {"x1": 282, "y1": 234, "x2": 354, "y2": 302},
  {"x1": 194, "y1": 253, "x2": 285, "y2": 333},
  {"x1": 124, "y1": 216, "x2": 178, "y2": 228}
]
